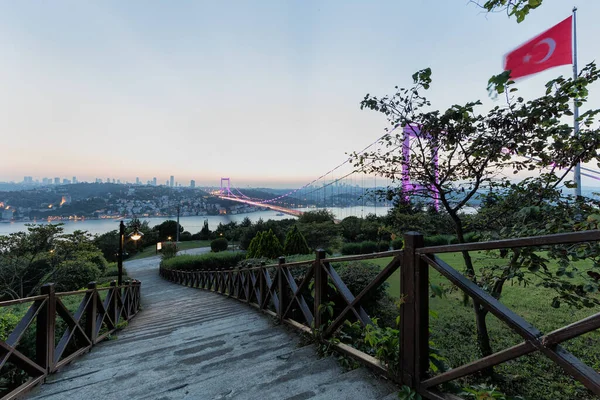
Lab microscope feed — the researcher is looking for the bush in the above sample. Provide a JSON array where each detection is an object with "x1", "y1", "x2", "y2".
[
  {"x1": 246, "y1": 229, "x2": 283, "y2": 259},
  {"x1": 161, "y1": 252, "x2": 245, "y2": 271},
  {"x1": 360, "y1": 241, "x2": 378, "y2": 253},
  {"x1": 334, "y1": 261, "x2": 391, "y2": 316},
  {"x1": 341, "y1": 242, "x2": 362, "y2": 255},
  {"x1": 211, "y1": 238, "x2": 229, "y2": 252},
  {"x1": 341, "y1": 241, "x2": 390, "y2": 255},
  {"x1": 180, "y1": 231, "x2": 193, "y2": 241},
  {"x1": 391, "y1": 238, "x2": 403, "y2": 250},
  {"x1": 53, "y1": 260, "x2": 101, "y2": 291},
  {"x1": 377, "y1": 241, "x2": 390, "y2": 252},
  {"x1": 161, "y1": 242, "x2": 178, "y2": 259},
  {"x1": 424, "y1": 235, "x2": 451, "y2": 247},
  {"x1": 449, "y1": 232, "x2": 481, "y2": 244}
]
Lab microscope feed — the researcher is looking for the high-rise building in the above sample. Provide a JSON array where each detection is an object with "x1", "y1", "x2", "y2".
[
  {"x1": 23, "y1": 176, "x2": 33, "y2": 184},
  {"x1": 54, "y1": 177, "x2": 60, "y2": 185},
  {"x1": 152, "y1": 177, "x2": 157, "y2": 186},
  {"x1": 72, "y1": 176, "x2": 77, "y2": 184},
  {"x1": 117, "y1": 179, "x2": 121, "y2": 184},
  {"x1": 62, "y1": 178, "x2": 70, "y2": 184},
  {"x1": 190, "y1": 180, "x2": 196, "y2": 188},
  {"x1": 170, "y1": 175, "x2": 174, "y2": 187},
  {"x1": 136, "y1": 177, "x2": 140, "y2": 185},
  {"x1": 42, "y1": 178, "x2": 50, "y2": 185}
]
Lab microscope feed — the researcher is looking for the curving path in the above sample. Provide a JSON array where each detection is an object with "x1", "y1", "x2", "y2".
[{"x1": 27, "y1": 249, "x2": 398, "y2": 400}]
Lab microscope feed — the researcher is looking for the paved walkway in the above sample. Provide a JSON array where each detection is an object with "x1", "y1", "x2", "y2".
[{"x1": 27, "y1": 250, "x2": 398, "y2": 400}]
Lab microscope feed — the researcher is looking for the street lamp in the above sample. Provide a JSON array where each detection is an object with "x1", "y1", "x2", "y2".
[{"x1": 117, "y1": 221, "x2": 143, "y2": 286}]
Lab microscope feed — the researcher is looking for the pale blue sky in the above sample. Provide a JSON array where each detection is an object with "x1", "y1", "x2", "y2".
[{"x1": 1, "y1": 1, "x2": 599, "y2": 187}]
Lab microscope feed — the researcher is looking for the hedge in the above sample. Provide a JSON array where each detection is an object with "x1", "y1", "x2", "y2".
[{"x1": 161, "y1": 252, "x2": 245, "y2": 271}]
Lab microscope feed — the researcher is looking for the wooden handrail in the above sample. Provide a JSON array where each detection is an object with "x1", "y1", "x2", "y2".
[{"x1": 0, "y1": 280, "x2": 142, "y2": 400}]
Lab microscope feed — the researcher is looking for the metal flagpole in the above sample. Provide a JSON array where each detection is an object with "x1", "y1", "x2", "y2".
[{"x1": 573, "y1": 6, "x2": 582, "y2": 197}]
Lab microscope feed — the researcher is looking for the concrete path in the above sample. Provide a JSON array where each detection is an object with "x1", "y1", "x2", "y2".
[{"x1": 27, "y1": 250, "x2": 398, "y2": 400}]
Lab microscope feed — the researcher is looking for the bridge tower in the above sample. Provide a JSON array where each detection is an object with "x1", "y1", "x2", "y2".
[
  {"x1": 220, "y1": 178, "x2": 231, "y2": 195},
  {"x1": 401, "y1": 125, "x2": 439, "y2": 211}
]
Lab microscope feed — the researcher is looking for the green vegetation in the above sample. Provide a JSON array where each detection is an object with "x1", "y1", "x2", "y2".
[
  {"x1": 210, "y1": 238, "x2": 229, "y2": 252},
  {"x1": 129, "y1": 240, "x2": 212, "y2": 261},
  {"x1": 362, "y1": 253, "x2": 599, "y2": 400},
  {"x1": 246, "y1": 229, "x2": 283, "y2": 259},
  {"x1": 160, "y1": 252, "x2": 245, "y2": 271},
  {"x1": 283, "y1": 225, "x2": 310, "y2": 256}
]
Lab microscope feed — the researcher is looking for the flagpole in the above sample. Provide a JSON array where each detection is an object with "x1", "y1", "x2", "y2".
[{"x1": 573, "y1": 6, "x2": 582, "y2": 197}]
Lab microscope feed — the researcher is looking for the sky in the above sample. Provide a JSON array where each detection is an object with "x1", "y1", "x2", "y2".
[{"x1": 1, "y1": 0, "x2": 600, "y2": 188}]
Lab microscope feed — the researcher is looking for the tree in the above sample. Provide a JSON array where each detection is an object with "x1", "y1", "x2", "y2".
[
  {"x1": 298, "y1": 210, "x2": 335, "y2": 224},
  {"x1": 198, "y1": 219, "x2": 211, "y2": 240},
  {"x1": 154, "y1": 220, "x2": 184, "y2": 241},
  {"x1": 0, "y1": 224, "x2": 109, "y2": 299},
  {"x1": 472, "y1": 0, "x2": 545, "y2": 23},
  {"x1": 283, "y1": 225, "x2": 310, "y2": 256},
  {"x1": 246, "y1": 230, "x2": 283, "y2": 259},
  {"x1": 353, "y1": 63, "x2": 600, "y2": 358}
]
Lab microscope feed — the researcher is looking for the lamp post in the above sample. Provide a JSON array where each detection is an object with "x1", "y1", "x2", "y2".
[{"x1": 117, "y1": 221, "x2": 143, "y2": 286}]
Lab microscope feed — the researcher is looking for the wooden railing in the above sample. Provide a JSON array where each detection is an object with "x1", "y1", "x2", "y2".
[
  {"x1": 159, "y1": 230, "x2": 600, "y2": 399},
  {"x1": 0, "y1": 280, "x2": 141, "y2": 399}
]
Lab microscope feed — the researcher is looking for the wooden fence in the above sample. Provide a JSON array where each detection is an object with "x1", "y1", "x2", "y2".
[
  {"x1": 0, "y1": 280, "x2": 141, "y2": 400},
  {"x1": 159, "y1": 231, "x2": 600, "y2": 399}
]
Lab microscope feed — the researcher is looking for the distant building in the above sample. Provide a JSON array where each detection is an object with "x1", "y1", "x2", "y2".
[
  {"x1": 2, "y1": 209, "x2": 13, "y2": 220},
  {"x1": 54, "y1": 177, "x2": 60, "y2": 185},
  {"x1": 23, "y1": 176, "x2": 33, "y2": 184},
  {"x1": 170, "y1": 175, "x2": 174, "y2": 187},
  {"x1": 190, "y1": 180, "x2": 196, "y2": 188},
  {"x1": 72, "y1": 176, "x2": 77, "y2": 184},
  {"x1": 62, "y1": 178, "x2": 70, "y2": 184},
  {"x1": 136, "y1": 177, "x2": 140, "y2": 185},
  {"x1": 152, "y1": 177, "x2": 157, "y2": 186}
]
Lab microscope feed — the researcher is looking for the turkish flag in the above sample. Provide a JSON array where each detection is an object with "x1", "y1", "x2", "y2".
[{"x1": 504, "y1": 16, "x2": 572, "y2": 79}]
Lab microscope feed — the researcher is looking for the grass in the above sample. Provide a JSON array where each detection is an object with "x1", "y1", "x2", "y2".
[
  {"x1": 128, "y1": 240, "x2": 212, "y2": 260},
  {"x1": 366, "y1": 252, "x2": 600, "y2": 400}
]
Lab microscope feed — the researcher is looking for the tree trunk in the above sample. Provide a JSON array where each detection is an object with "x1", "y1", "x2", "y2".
[{"x1": 449, "y1": 211, "x2": 494, "y2": 366}]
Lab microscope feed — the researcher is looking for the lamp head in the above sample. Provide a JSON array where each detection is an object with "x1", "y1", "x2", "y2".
[{"x1": 128, "y1": 227, "x2": 144, "y2": 241}]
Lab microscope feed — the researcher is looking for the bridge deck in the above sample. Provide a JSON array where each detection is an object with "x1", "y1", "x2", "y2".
[{"x1": 27, "y1": 251, "x2": 398, "y2": 400}]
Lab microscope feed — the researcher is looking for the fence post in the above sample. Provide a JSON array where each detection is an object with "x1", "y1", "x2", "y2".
[
  {"x1": 37, "y1": 283, "x2": 55, "y2": 373},
  {"x1": 313, "y1": 249, "x2": 327, "y2": 331},
  {"x1": 259, "y1": 264, "x2": 266, "y2": 309},
  {"x1": 110, "y1": 280, "x2": 119, "y2": 326},
  {"x1": 85, "y1": 282, "x2": 97, "y2": 344},
  {"x1": 277, "y1": 257, "x2": 288, "y2": 320},
  {"x1": 400, "y1": 232, "x2": 428, "y2": 388}
]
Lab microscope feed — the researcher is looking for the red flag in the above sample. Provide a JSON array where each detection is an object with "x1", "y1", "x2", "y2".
[{"x1": 504, "y1": 16, "x2": 572, "y2": 79}]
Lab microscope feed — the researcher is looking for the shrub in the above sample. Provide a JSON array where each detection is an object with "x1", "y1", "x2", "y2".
[
  {"x1": 449, "y1": 232, "x2": 481, "y2": 244},
  {"x1": 53, "y1": 260, "x2": 101, "y2": 291},
  {"x1": 284, "y1": 225, "x2": 310, "y2": 256},
  {"x1": 360, "y1": 241, "x2": 378, "y2": 253},
  {"x1": 391, "y1": 238, "x2": 403, "y2": 250},
  {"x1": 377, "y1": 242, "x2": 390, "y2": 252},
  {"x1": 341, "y1": 243, "x2": 362, "y2": 255},
  {"x1": 424, "y1": 235, "x2": 451, "y2": 247},
  {"x1": 161, "y1": 252, "x2": 245, "y2": 271},
  {"x1": 246, "y1": 229, "x2": 283, "y2": 259},
  {"x1": 161, "y1": 242, "x2": 178, "y2": 259},
  {"x1": 341, "y1": 241, "x2": 390, "y2": 255},
  {"x1": 180, "y1": 231, "x2": 193, "y2": 241},
  {"x1": 334, "y1": 261, "x2": 390, "y2": 312},
  {"x1": 211, "y1": 238, "x2": 229, "y2": 252}
]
